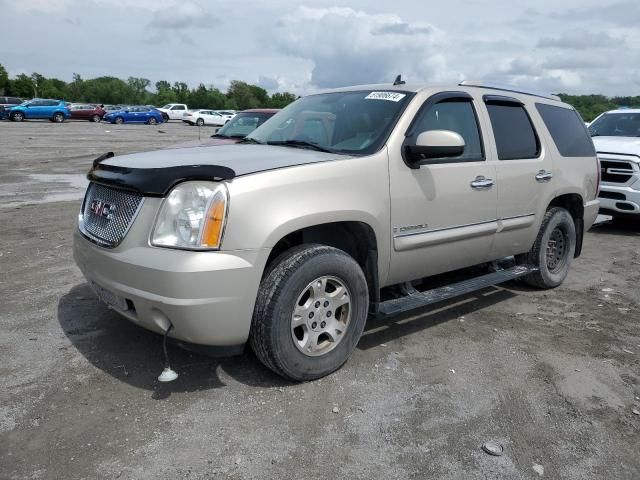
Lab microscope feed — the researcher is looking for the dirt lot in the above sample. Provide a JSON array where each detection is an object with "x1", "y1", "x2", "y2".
[{"x1": 1, "y1": 120, "x2": 639, "y2": 480}]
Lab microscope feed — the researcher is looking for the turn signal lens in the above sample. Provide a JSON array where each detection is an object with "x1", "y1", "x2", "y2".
[{"x1": 201, "y1": 194, "x2": 227, "y2": 247}]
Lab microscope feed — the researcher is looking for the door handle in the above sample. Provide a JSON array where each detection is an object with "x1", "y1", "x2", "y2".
[
  {"x1": 535, "y1": 170, "x2": 553, "y2": 182},
  {"x1": 470, "y1": 176, "x2": 495, "y2": 190}
]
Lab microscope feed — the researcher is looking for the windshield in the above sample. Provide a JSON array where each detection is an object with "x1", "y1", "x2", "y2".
[
  {"x1": 589, "y1": 112, "x2": 640, "y2": 137},
  {"x1": 247, "y1": 90, "x2": 414, "y2": 154},
  {"x1": 215, "y1": 112, "x2": 273, "y2": 138},
  {"x1": 161, "y1": 104, "x2": 172, "y2": 109}
]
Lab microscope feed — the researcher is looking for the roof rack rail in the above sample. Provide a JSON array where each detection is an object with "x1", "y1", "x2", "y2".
[{"x1": 459, "y1": 81, "x2": 561, "y2": 101}]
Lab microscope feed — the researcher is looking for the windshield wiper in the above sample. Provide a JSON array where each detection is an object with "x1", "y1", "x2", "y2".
[
  {"x1": 266, "y1": 140, "x2": 334, "y2": 153},
  {"x1": 238, "y1": 137, "x2": 264, "y2": 144}
]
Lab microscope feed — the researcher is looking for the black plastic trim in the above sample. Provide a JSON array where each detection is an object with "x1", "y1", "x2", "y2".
[
  {"x1": 87, "y1": 155, "x2": 236, "y2": 197},
  {"x1": 402, "y1": 91, "x2": 485, "y2": 168},
  {"x1": 483, "y1": 94, "x2": 524, "y2": 106}
]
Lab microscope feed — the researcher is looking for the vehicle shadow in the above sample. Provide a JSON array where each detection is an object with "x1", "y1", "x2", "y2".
[
  {"x1": 57, "y1": 283, "x2": 291, "y2": 398},
  {"x1": 358, "y1": 287, "x2": 516, "y2": 350},
  {"x1": 60, "y1": 283, "x2": 518, "y2": 394},
  {"x1": 589, "y1": 218, "x2": 640, "y2": 237}
]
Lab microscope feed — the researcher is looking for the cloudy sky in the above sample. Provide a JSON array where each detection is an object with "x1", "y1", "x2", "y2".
[{"x1": 1, "y1": 0, "x2": 638, "y2": 96}]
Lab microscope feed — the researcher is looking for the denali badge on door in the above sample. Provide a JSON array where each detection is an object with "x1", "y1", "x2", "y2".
[{"x1": 90, "y1": 199, "x2": 116, "y2": 220}]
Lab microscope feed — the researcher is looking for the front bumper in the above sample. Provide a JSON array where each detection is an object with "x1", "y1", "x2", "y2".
[
  {"x1": 73, "y1": 229, "x2": 268, "y2": 347},
  {"x1": 599, "y1": 183, "x2": 640, "y2": 215}
]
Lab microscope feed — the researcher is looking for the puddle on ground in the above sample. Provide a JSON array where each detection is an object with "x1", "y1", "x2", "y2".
[{"x1": 0, "y1": 174, "x2": 88, "y2": 208}]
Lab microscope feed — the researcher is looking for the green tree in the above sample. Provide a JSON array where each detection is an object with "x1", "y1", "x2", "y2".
[
  {"x1": 40, "y1": 78, "x2": 68, "y2": 99},
  {"x1": 227, "y1": 80, "x2": 264, "y2": 109},
  {"x1": 127, "y1": 76, "x2": 151, "y2": 103},
  {"x1": 172, "y1": 82, "x2": 189, "y2": 103},
  {"x1": 10, "y1": 74, "x2": 36, "y2": 98},
  {"x1": 269, "y1": 92, "x2": 297, "y2": 108},
  {"x1": 0, "y1": 64, "x2": 9, "y2": 95},
  {"x1": 154, "y1": 80, "x2": 176, "y2": 105}
]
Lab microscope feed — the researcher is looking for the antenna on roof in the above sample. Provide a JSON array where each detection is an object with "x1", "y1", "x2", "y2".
[{"x1": 393, "y1": 74, "x2": 406, "y2": 86}]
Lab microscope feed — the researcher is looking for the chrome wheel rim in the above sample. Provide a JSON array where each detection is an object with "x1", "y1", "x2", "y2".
[
  {"x1": 291, "y1": 276, "x2": 351, "y2": 357},
  {"x1": 546, "y1": 227, "x2": 567, "y2": 272}
]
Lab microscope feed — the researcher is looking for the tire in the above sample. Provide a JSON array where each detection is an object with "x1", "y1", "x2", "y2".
[
  {"x1": 517, "y1": 207, "x2": 576, "y2": 289},
  {"x1": 162, "y1": 113, "x2": 169, "y2": 122},
  {"x1": 91, "y1": 114, "x2": 101, "y2": 123},
  {"x1": 147, "y1": 117, "x2": 158, "y2": 125},
  {"x1": 10, "y1": 112, "x2": 24, "y2": 122},
  {"x1": 114, "y1": 116, "x2": 124, "y2": 125},
  {"x1": 196, "y1": 118, "x2": 204, "y2": 126},
  {"x1": 52, "y1": 112, "x2": 65, "y2": 123},
  {"x1": 250, "y1": 244, "x2": 369, "y2": 381}
]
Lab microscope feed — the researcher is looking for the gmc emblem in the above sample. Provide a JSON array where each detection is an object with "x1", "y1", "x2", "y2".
[{"x1": 90, "y1": 199, "x2": 116, "y2": 220}]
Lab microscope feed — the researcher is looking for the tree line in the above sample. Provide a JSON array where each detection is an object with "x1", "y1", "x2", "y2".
[
  {"x1": 1, "y1": 65, "x2": 638, "y2": 119},
  {"x1": 0, "y1": 64, "x2": 297, "y2": 110}
]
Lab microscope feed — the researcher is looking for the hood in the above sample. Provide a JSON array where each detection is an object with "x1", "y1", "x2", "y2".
[
  {"x1": 164, "y1": 137, "x2": 240, "y2": 150},
  {"x1": 593, "y1": 136, "x2": 640, "y2": 159},
  {"x1": 89, "y1": 144, "x2": 353, "y2": 196},
  {"x1": 104, "y1": 144, "x2": 352, "y2": 175}
]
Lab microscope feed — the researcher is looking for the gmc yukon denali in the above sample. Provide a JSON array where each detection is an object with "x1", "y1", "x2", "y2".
[{"x1": 73, "y1": 80, "x2": 600, "y2": 381}]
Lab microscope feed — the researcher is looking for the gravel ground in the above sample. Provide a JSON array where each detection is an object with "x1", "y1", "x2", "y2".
[{"x1": 1, "y1": 120, "x2": 639, "y2": 480}]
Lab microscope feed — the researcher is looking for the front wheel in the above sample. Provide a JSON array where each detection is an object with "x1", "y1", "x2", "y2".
[
  {"x1": 250, "y1": 245, "x2": 369, "y2": 381},
  {"x1": 114, "y1": 116, "x2": 124, "y2": 124},
  {"x1": 10, "y1": 112, "x2": 24, "y2": 122},
  {"x1": 91, "y1": 114, "x2": 101, "y2": 122},
  {"x1": 517, "y1": 207, "x2": 576, "y2": 289},
  {"x1": 52, "y1": 112, "x2": 65, "y2": 123},
  {"x1": 147, "y1": 117, "x2": 158, "y2": 125}
]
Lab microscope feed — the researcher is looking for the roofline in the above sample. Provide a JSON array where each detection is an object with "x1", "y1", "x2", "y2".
[{"x1": 459, "y1": 81, "x2": 561, "y2": 101}]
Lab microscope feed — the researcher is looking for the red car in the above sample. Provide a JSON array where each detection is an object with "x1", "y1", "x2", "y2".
[
  {"x1": 69, "y1": 104, "x2": 106, "y2": 122},
  {"x1": 168, "y1": 109, "x2": 279, "y2": 149}
]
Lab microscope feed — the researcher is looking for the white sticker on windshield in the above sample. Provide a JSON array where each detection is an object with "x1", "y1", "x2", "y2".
[{"x1": 365, "y1": 91, "x2": 406, "y2": 102}]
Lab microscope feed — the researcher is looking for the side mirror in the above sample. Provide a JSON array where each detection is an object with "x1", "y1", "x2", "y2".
[{"x1": 405, "y1": 130, "x2": 465, "y2": 166}]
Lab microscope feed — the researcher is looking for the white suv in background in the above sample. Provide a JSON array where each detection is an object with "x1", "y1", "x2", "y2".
[{"x1": 589, "y1": 109, "x2": 640, "y2": 219}]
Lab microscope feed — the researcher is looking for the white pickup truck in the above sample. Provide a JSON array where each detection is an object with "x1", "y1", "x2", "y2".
[
  {"x1": 588, "y1": 109, "x2": 640, "y2": 219},
  {"x1": 156, "y1": 103, "x2": 188, "y2": 121}
]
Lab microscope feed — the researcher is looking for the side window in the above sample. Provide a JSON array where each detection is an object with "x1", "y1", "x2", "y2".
[
  {"x1": 30, "y1": 100, "x2": 43, "y2": 106},
  {"x1": 172, "y1": 105, "x2": 185, "y2": 110},
  {"x1": 411, "y1": 99, "x2": 484, "y2": 162},
  {"x1": 536, "y1": 103, "x2": 595, "y2": 157},
  {"x1": 486, "y1": 102, "x2": 540, "y2": 160}
]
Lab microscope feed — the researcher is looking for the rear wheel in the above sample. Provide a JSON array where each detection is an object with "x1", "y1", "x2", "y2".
[
  {"x1": 147, "y1": 117, "x2": 158, "y2": 125},
  {"x1": 114, "y1": 116, "x2": 124, "y2": 125},
  {"x1": 196, "y1": 118, "x2": 204, "y2": 126},
  {"x1": 250, "y1": 245, "x2": 369, "y2": 381},
  {"x1": 91, "y1": 114, "x2": 101, "y2": 122},
  {"x1": 10, "y1": 112, "x2": 24, "y2": 122},
  {"x1": 52, "y1": 112, "x2": 65, "y2": 123},
  {"x1": 517, "y1": 207, "x2": 576, "y2": 289}
]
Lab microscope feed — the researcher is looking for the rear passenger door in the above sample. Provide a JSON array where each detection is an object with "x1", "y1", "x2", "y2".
[{"x1": 482, "y1": 96, "x2": 554, "y2": 259}]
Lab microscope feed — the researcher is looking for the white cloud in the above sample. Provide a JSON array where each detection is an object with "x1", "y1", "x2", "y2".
[
  {"x1": 148, "y1": 1, "x2": 216, "y2": 30},
  {"x1": 272, "y1": 6, "x2": 451, "y2": 88}
]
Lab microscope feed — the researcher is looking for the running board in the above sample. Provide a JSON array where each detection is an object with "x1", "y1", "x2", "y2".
[{"x1": 377, "y1": 265, "x2": 537, "y2": 317}]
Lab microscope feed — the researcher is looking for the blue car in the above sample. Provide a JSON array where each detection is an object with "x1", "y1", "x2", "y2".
[
  {"x1": 102, "y1": 106, "x2": 164, "y2": 125},
  {"x1": 6, "y1": 99, "x2": 71, "y2": 122}
]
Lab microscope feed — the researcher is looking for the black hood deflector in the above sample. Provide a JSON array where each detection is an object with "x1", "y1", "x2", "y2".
[{"x1": 87, "y1": 152, "x2": 236, "y2": 197}]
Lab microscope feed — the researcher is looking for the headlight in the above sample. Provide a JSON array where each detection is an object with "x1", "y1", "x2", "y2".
[{"x1": 151, "y1": 181, "x2": 228, "y2": 250}]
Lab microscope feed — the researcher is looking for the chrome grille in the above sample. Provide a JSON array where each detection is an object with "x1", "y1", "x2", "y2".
[{"x1": 79, "y1": 183, "x2": 143, "y2": 247}]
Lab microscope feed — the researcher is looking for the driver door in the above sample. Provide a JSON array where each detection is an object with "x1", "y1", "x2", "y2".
[{"x1": 386, "y1": 92, "x2": 498, "y2": 285}]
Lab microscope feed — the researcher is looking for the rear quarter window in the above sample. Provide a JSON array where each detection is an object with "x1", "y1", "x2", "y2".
[{"x1": 535, "y1": 103, "x2": 595, "y2": 157}]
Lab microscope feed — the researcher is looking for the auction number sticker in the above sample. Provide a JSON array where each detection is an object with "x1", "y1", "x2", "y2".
[{"x1": 365, "y1": 91, "x2": 406, "y2": 102}]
